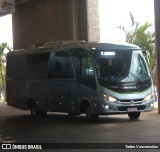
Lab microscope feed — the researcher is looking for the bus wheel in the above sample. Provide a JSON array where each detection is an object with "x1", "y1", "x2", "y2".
[
  {"x1": 30, "y1": 102, "x2": 47, "y2": 117},
  {"x1": 128, "y1": 112, "x2": 141, "y2": 120},
  {"x1": 86, "y1": 107, "x2": 99, "y2": 121},
  {"x1": 30, "y1": 102, "x2": 37, "y2": 117}
]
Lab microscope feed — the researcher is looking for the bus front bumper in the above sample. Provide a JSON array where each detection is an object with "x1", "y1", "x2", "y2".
[{"x1": 97, "y1": 99, "x2": 155, "y2": 115}]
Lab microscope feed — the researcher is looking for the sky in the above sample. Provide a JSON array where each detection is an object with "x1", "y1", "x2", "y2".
[
  {"x1": 0, "y1": 14, "x2": 12, "y2": 47},
  {"x1": 0, "y1": 0, "x2": 155, "y2": 47},
  {"x1": 99, "y1": 0, "x2": 155, "y2": 42}
]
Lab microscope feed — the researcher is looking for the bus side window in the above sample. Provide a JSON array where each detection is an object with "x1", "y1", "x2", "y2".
[
  {"x1": 71, "y1": 49, "x2": 96, "y2": 89},
  {"x1": 55, "y1": 61, "x2": 62, "y2": 71},
  {"x1": 71, "y1": 49, "x2": 95, "y2": 77},
  {"x1": 48, "y1": 52, "x2": 55, "y2": 78},
  {"x1": 48, "y1": 51, "x2": 74, "y2": 79},
  {"x1": 81, "y1": 55, "x2": 95, "y2": 77}
]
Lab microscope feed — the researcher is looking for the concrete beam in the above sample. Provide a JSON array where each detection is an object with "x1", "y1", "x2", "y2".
[{"x1": 154, "y1": 0, "x2": 160, "y2": 113}]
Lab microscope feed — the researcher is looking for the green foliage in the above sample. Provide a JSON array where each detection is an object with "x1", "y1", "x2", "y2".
[
  {"x1": 0, "y1": 42, "x2": 12, "y2": 62},
  {"x1": 118, "y1": 12, "x2": 155, "y2": 70},
  {"x1": 0, "y1": 42, "x2": 12, "y2": 96},
  {"x1": 0, "y1": 65, "x2": 5, "y2": 99},
  {"x1": 0, "y1": 81, "x2": 2, "y2": 91}
]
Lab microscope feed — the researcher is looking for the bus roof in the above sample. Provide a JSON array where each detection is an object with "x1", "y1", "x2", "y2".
[
  {"x1": 8, "y1": 41, "x2": 141, "y2": 56},
  {"x1": 85, "y1": 42, "x2": 140, "y2": 50},
  {"x1": 33, "y1": 41, "x2": 141, "y2": 50}
]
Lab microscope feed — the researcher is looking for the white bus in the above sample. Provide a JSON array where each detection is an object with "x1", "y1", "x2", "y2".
[{"x1": 6, "y1": 41, "x2": 156, "y2": 120}]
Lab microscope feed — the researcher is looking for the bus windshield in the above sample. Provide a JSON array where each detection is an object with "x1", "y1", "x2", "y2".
[{"x1": 94, "y1": 50, "x2": 150, "y2": 83}]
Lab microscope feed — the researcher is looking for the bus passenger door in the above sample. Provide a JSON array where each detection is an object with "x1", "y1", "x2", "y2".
[{"x1": 71, "y1": 49, "x2": 97, "y2": 110}]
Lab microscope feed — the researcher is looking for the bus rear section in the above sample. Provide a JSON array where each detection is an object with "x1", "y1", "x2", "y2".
[{"x1": 6, "y1": 48, "x2": 80, "y2": 117}]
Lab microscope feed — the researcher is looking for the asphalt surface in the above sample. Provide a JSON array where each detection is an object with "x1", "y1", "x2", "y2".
[{"x1": 0, "y1": 102, "x2": 160, "y2": 152}]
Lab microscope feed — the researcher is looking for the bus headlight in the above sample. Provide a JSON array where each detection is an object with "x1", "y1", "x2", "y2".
[
  {"x1": 143, "y1": 93, "x2": 153, "y2": 102},
  {"x1": 100, "y1": 92, "x2": 117, "y2": 102}
]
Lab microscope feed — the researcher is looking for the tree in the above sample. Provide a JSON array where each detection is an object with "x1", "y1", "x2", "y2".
[
  {"x1": 0, "y1": 42, "x2": 12, "y2": 99},
  {"x1": 118, "y1": 12, "x2": 155, "y2": 70}
]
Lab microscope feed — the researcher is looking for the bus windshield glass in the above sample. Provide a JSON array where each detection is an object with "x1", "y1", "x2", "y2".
[{"x1": 94, "y1": 50, "x2": 150, "y2": 83}]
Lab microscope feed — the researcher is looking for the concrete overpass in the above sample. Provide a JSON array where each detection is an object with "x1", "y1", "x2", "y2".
[{"x1": 13, "y1": 0, "x2": 100, "y2": 49}]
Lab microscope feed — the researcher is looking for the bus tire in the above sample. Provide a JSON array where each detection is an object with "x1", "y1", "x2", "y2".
[
  {"x1": 38, "y1": 111, "x2": 47, "y2": 117},
  {"x1": 128, "y1": 112, "x2": 141, "y2": 120},
  {"x1": 86, "y1": 107, "x2": 99, "y2": 121},
  {"x1": 30, "y1": 102, "x2": 37, "y2": 117},
  {"x1": 30, "y1": 102, "x2": 46, "y2": 117}
]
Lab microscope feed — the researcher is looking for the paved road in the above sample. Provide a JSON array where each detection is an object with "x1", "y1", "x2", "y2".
[{"x1": 0, "y1": 102, "x2": 160, "y2": 151}]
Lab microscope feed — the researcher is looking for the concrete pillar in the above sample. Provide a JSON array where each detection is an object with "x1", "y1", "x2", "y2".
[
  {"x1": 69, "y1": 0, "x2": 88, "y2": 41},
  {"x1": 87, "y1": 0, "x2": 100, "y2": 42},
  {"x1": 154, "y1": 0, "x2": 160, "y2": 113}
]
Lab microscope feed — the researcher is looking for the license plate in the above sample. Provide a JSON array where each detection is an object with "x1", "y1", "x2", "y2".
[{"x1": 127, "y1": 107, "x2": 137, "y2": 112}]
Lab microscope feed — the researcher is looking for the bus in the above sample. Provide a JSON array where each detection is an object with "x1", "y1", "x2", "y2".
[{"x1": 6, "y1": 41, "x2": 156, "y2": 120}]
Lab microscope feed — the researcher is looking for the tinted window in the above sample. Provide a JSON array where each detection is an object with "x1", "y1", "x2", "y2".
[
  {"x1": 71, "y1": 48, "x2": 96, "y2": 89},
  {"x1": 49, "y1": 51, "x2": 74, "y2": 79},
  {"x1": 81, "y1": 55, "x2": 95, "y2": 77},
  {"x1": 7, "y1": 52, "x2": 50, "y2": 80},
  {"x1": 95, "y1": 50, "x2": 149, "y2": 83}
]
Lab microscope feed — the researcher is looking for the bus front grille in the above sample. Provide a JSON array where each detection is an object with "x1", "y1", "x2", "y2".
[
  {"x1": 119, "y1": 99, "x2": 143, "y2": 103},
  {"x1": 118, "y1": 106, "x2": 146, "y2": 111}
]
